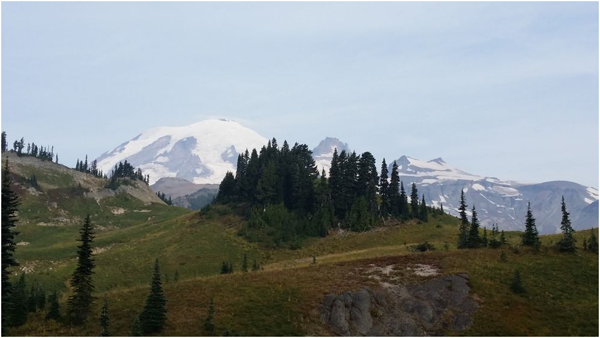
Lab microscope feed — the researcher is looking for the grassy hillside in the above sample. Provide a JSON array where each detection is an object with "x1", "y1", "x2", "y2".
[{"x1": 4, "y1": 153, "x2": 598, "y2": 336}]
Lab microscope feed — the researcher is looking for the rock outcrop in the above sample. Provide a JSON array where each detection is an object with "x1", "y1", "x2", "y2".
[{"x1": 320, "y1": 274, "x2": 478, "y2": 336}]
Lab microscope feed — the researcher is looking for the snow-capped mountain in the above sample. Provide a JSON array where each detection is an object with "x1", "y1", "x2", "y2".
[
  {"x1": 96, "y1": 119, "x2": 268, "y2": 185},
  {"x1": 312, "y1": 137, "x2": 351, "y2": 175},
  {"x1": 389, "y1": 155, "x2": 598, "y2": 234}
]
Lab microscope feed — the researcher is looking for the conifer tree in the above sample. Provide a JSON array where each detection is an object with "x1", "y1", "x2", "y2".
[
  {"x1": 467, "y1": 206, "x2": 481, "y2": 248},
  {"x1": 242, "y1": 253, "x2": 248, "y2": 273},
  {"x1": 587, "y1": 229, "x2": 599, "y2": 253},
  {"x1": 204, "y1": 298, "x2": 215, "y2": 335},
  {"x1": 2, "y1": 160, "x2": 20, "y2": 330},
  {"x1": 9, "y1": 273, "x2": 28, "y2": 327},
  {"x1": 379, "y1": 159, "x2": 390, "y2": 217},
  {"x1": 419, "y1": 194, "x2": 428, "y2": 222},
  {"x1": 100, "y1": 297, "x2": 110, "y2": 336},
  {"x1": 522, "y1": 202, "x2": 540, "y2": 246},
  {"x1": 46, "y1": 291, "x2": 61, "y2": 321},
  {"x1": 457, "y1": 190, "x2": 469, "y2": 249},
  {"x1": 410, "y1": 183, "x2": 419, "y2": 219},
  {"x1": 217, "y1": 172, "x2": 236, "y2": 203},
  {"x1": 558, "y1": 197, "x2": 576, "y2": 253},
  {"x1": 130, "y1": 315, "x2": 143, "y2": 336},
  {"x1": 67, "y1": 214, "x2": 95, "y2": 325},
  {"x1": 388, "y1": 162, "x2": 400, "y2": 217},
  {"x1": 510, "y1": 269, "x2": 525, "y2": 294},
  {"x1": 357, "y1": 152, "x2": 378, "y2": 215},
  {"x1": 140, "y1": 259, "x2": 167, "y2": 334},
  {"x1": 1, "y1": 131, "x2": 6, "y2": 152},
  {"x1": 500, "y1": 230, "x2": 507, "y2": 245},
  {"x1": 440, "y1": 203, "x2": 444, "y2": 215},
  {"x1": 36, "y1": 286, "x2": 46, "y2": 311},
  {"x1": 482, "y1": 227, "x2": 488, "y2": 247},
  {"x1": 399, "y1": 181, "x2": 410, "y2": 220},
  {"x1": 28, "y1": 283, "x2": 37, "y2": 313}
]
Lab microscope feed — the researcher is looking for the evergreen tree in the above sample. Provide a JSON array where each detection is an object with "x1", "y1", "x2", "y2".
[
  {"x1": 217, "y1": 172, "x2": 236, "y2": 203},
  {"x1": 221, "y1": 262, "x2": 229, "y2": 274},
  {"x1": 356, "y1": 152, "x2": 378, "y2": 216},
  {"x1": 28, "y1": 283, "x2": 37, "y2": 313},
  {"x1": 440, "y1": 203, "x2": 444, "y2": 214},
  {"x1": 379, "y1": 159, "x2": 390, "y2": 217},
  {"x1": 399, "y1": 181, "x2": 410, "y2": 220},
  {"x1": 467, "y1": 206, "x2": 481, "y2": 248},
  {"x1": 140, "y1": 259, "x2": 167, "y2": 334},
  {"x1": 46, "y1": 291, "x2": 61, "y2": 321},
  {"x1": 36, "y1": 286, "x2": 46, "y2": 311},
  {"x1": 347, "y1": 197, "x2": 375, "y2": 232},
  {"x1": 388, "y1": 162, "x2": 400, "y2": 217},
  {"x1": 9, "y1": 273, "x2": 28, "y2": 327},
  {"x1": 242, "y1": 253, "x2": 248, "y2": 273},
  {"x1": 587, "y1": 229, "x2": 599, "y2": 253},
  {"x1": 100, "y1": 297, "x2": 110, "y2": 336},
  {"x1": 500, "y1": 230, "x2": 507, "y2": 245},
  {"x1": 558, "y1": 197, "x2": 576, "y2": 253},
  {"x1": 2, "y1": 160, "x2": 20, "y2": 331},
  {"x1": 204, "y1": 298, "x2": 215, "y2": 335},
  {"x1": 510, "y1": 269, "x2": 525, "y2": 294},
  {"x1": 522, "y1": 202, "x2": 540, "y2": 246},
  {"x1": 419, "y1": 194, "x2": 428, "y2": 222},
  {"x1": 1, "y1": 131, "x2": 6, "y2": 152},
  {"x1": 482, "y1": 227, "x2": 488, "y2": 248},
  {"x1": 67, "y1": 214, "x2": 95, "y2": 325},
  {"x1": 410, "y1": 183, "x2": 419, "y2": 219},
  {"x1": 457, "y1": 190, "x2": 469, "y2": 249},
  {"x1": 130, "y1": 315, "x2": 143, "y2": 337}
]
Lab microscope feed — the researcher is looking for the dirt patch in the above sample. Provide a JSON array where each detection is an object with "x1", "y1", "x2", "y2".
[
  {"x1": 16, "y1": 242, "x2": 30, "y2": 246},
  {"x1": 111, "y1": 207, "x2": 126, "y2": 215}
]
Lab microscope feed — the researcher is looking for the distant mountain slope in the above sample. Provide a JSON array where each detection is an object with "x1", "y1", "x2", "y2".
[
  {"x1": 312, "y1": 137, "x2": 351, "y2": 175},
  {"x1": 96, "y1": 119, "x2": 268, "y2": 185},
  {"x1": 389, "y1": 155, "x2": 598, "y2": 234},
  {"x1": 150, "y1": 177, "x2": 218, "y2": 210}
]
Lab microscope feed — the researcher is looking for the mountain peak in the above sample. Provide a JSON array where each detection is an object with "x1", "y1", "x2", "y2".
[
  {"x1": 429, "y1": 157, "x2": 445, "y2": 164},
  {"x1": 96, "y1": 119, "x2": 268, "y2": 185},
  {"x1": 312, "y1": 137, "x2": 351, "y2": 176}
]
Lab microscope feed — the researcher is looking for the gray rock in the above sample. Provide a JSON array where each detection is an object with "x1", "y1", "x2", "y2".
[
  {"x1": 350, "y1": 289, "x2": 373, "y2": 335},
  {"x1": 330, "y1": 298, "x2": 350, "y2": 335},
  {"x1": 320, "y1": 274, "x2": 478, "y2": 336}
]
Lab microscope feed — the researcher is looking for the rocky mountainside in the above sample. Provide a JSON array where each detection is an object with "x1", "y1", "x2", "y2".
[
  {"x1": 96, "y1": 119, "x2": 268, "y2": 185},
  {"x1": 389, "y1": 155, "x2": 598, "y2": 234},
  {"x1": 2, "y1": 151, "x2": 171, "y2": 229}
]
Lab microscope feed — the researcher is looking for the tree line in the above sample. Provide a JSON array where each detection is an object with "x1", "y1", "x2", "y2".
[
  {"x1": 215, "y1": 138, "x2": 443, "y2": 247},
  {"x1": 455, "y1": 190, "x2": 591, "y2": 254},
  {"x1": 2, "y1": 131, "x2": 58, "y2": 163}
]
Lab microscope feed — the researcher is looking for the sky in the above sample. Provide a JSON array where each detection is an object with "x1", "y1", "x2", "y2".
[{"x1": 2, "y1": 2, "x2": 598, "y2": 187}]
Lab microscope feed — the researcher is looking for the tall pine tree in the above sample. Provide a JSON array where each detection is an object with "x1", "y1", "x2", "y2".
[
  {"x1": 378, "y1": 159, "x2": 390, "y2": 218},
  {"x1": 457, "y1": 190, "x2": 469, "y2": 249},
  {"x1": 522, "y1": 202, "x2": 540, "y2": 246},
  {"x1": 467, "y1": 205, "x2": 481, "y2": 248},
  {"x1": 388, "y1": 161, "x2": 400, "y2": 217},
  {"x1": 67, "y1": 214, "x2": 95, "y2": 325},
  {"x1": 140, "y1": 259, "x2": 167, "y2": 334},
  {"x1": 2, "y1": 160, "x2": 20, "y2": 331},
  {"x1": 558, "y1": 197, "x2": 576, "y2": 253},
  {"x1": 419, "y1": 194, "x2": 428, "y2": 222},
  {"x1": 100, "y1": 297, "x2": 110, "y2": 336},
  {"x1": 410, "y1": 183, "x2": 419, "y2": 219}
]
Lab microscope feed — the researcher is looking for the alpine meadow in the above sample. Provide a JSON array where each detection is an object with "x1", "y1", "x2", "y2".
[{"x1": 1, "y1": 2, "x2": 598, "y2": 337}]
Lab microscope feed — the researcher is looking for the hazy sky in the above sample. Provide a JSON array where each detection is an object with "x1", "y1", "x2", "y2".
[{"x1": 2, "y1": 2, "x2": 598, "y2": 187}]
